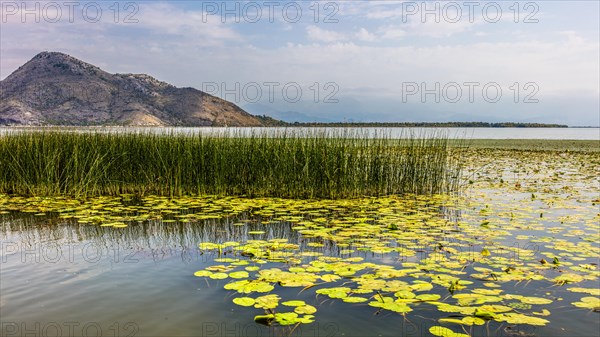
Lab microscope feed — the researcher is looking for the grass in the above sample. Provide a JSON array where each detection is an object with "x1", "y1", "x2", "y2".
[{"x1": 0, "y1": 129, "x2": 462, "y2": 198}]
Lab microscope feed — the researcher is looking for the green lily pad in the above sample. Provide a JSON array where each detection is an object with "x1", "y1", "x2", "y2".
[
  {"x1": 294, "y1": 305, "x2": 317, "y2": 315},
  {"x1": 429, "y1": 326, "x2": 469, "y2": 337},
  {"x1": 229, "y1": 271, "x2": 249, "y2": 279},
  {"x1": 209, "y1": 272, "x2": 228, "y2": 280},
  {"x1": 193, "y1": 270, "x2": 212, "y2": 277},
  {"x1": 282, "y1": 300, "x2": 306, "y2": 307},
  {"x1": 572, "y1": 296, "x2": 600, "y2": 310},
  {"x1": 254, "y1": 294, "x2": 280, "y2": 310},
  {"x1": 232, "y1": 297, "x2": 255, "y2": 307}
]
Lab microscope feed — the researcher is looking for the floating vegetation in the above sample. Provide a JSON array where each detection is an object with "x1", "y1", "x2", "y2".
[{"x1": 0, "y1": 130, "x2": 461, "y2": 198}]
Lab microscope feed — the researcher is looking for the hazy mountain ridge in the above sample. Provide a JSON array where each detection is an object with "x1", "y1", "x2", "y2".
[{"x1": 0, "y1": 52, "x2": 265, "y2": 126}]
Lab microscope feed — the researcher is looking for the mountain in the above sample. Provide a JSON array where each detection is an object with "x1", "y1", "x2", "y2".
[{"x1": 0, "y1": 52, "x2": 266, "y2": 126}]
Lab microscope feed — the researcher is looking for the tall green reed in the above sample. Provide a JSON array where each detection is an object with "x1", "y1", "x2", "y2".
[{"x1": 0, "y1": 129, "x2": 462, "y2": 198}]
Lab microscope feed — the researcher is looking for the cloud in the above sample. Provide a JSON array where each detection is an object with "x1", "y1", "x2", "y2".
[
  {"x1": 1, "y1": 1, "x2": 598, "y2": 124},
  {"x1": 379, "y1": 25, "x2": 407, "y2": 40},
  {"x1": 306, "y1": 26, "x2": 346, "y2": 43},
  {"x1": 355, "y1": 28, "x2": 376, "y2": 42},
  {"x1": 132, "y1": 3, "x2": 242, "y2": 44}
]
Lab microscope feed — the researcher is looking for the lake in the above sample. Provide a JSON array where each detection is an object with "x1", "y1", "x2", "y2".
[{"x1": 1, "y1": 138, "x2": 598, "y2": 337}]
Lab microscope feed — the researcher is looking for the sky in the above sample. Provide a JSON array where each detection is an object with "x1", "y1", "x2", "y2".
[{"x1": 1, "y1": 1, "x2": 599, "y2": 126}]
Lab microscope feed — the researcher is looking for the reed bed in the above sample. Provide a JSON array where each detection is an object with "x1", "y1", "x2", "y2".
[{"x1": 0, "y1": 129, "x2": 462, "y2": 198}]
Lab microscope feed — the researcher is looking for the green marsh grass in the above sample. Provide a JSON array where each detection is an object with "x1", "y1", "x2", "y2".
[{"x1": 0, "y1": 129, "x2": 462, "y2": 198}]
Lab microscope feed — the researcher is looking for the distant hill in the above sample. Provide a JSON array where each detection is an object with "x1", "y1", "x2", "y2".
[{"x1": 0, "y1": 52, "x2": 267, "y2": 126}]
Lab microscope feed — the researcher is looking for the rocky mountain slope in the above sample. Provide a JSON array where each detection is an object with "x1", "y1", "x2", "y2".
[{"x1": 0, "y1": 52, "x2": 265, "y2": 126}]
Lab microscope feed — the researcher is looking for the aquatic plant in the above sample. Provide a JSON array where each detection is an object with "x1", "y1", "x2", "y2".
[{"x1": 0, "y1": 129, "x2": 462, "y2": 198}]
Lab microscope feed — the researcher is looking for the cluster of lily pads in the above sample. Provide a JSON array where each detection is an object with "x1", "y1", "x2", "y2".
[{"x1": 189, "y1": 150, "x2": 598, "y2": 334}]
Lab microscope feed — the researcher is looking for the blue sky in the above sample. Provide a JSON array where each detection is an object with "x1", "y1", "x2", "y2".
[{"x1": 1, "y1": 1, "x2": 598, "y2": 125}]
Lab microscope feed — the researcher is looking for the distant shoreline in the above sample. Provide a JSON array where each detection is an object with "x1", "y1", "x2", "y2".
[
  {"x1": 252, "y1": 118, "x2": 574, "y2": 128},
  {"x1": 2, "y1": 122, "x2": 592, "y2": 128}
]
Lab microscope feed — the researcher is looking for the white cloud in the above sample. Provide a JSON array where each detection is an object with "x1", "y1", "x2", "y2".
[
  {"x1": 306, "y1": 26, "x2": 346, "y2": 43},
  {"x1": 379, "y1": 25, "x2": 407, "y2": 40},
  {"x1": 134, "y1": 3, "x2": 241, "y2": 44},
  {"x1": 355, "y1": 28, "x2": 376, "y2": 42},
  {"x1": 1, "y1": 2, "x2": 598, "y2": 124}
]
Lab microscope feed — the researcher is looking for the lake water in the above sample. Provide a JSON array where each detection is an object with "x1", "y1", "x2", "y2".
[
  {"x1": 1, "y1": 127, "x2": 599, "y2": 140},
  {"x1": 0, "y1": 132, "x2": 598, "y2": 337},
  {"x1": 1, "y1": 188, "x2": 598, "y2": 337}
]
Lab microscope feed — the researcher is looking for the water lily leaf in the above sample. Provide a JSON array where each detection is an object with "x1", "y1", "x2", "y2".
[
  {"x1": 553, "y1": 273, "x2": 585, "y2": 285},
  {"x1": 296, "y1": 315, "x2": 315, "y2": 324},
  {"x1": 533, "y1": 309, "x2": 551, "y2": 316},
  {"x1": 472, "y1": 288, "x2": 503, "y2": 295},
  {"x1": 245, "y1": 266, "x2": 260, "y2": 272},
  {"x1": 474, "y1": 309, "x2": 496, "y2": 320},
  {"x1": 483, "y1": 282, "x2": 501, "y2": 288},
  {"x1": 439, "y1": 316, "x2": 485, "y2": 326},
  {"x1": 193, "y1": 270, "x2": 212, "y2": 277},
  {"x1": 394, "y1": 290, "x2": 416, "y2": 299},
  {"x1": 429, "y1": 326, "x2": 469, "y2": 337},
  {"x1": 519, "y1": 296, "x2": 553, "y2": 305},
  {"x1": 224, "y1": 280, "x2": 274, "y2": 293},
  {"x1": 232, "y1": 297, "x2": 255, "y2": 307},
  {"x1": 568, "y1": 287, "x2": 600, "y2": 296},
  {"x1": 372, "y1": 301, "x2": 412, "y2": 313},
  {"x1": 494, "y1": 313, "x2": 550, "y2": 326},
  {"x1": 199, "y1": 242, "x2": 221, "y2": 250},
  {"x1": 321, "y1": 274, "x2": 342, "y2": 282},
  {"x1": 438, "y1": 318, "x2": 464, "y2": 325},
  {"x1": 282, "y1": 300, "x2": 306, "y2": 307},
  {"x1": 294, "y1": 305, "x2": 317, "y2": 315},
  {"x1": 342, "y1": 297, "x2": 369, "y2": 303},
  {"x1": 572, "y1": 296, "x2": 600, "y2": 310},
  {"x1": 416, "y1": 294, "x2": 441, "y2": 301},
  {"x1": 254, "y1": 294, "x2": 280, "y2": 310},
  {"x1": 462, "y1": 317, "x2": 485, "y2": 326},
  {"x1": 316, "y1": 287, "x2": 351, "y2": 299},
  {"x1": 209, "y1": 272, "x2": 228, "y2": 280},
  {"x1": 478, "y1": 304, "x2": 513, "y2": 313},
  {"x1": 410, "y1": 281, "x2": 433, "y2": 292},
  {"x1": 274, "y1": 312, "x2": 299, "y2": 325},
  {"x1": 254, "y1": 314, "x2": 274, "y2": 326},
  {"x1": 206, "y1": 265, "x2": 233, "y2": 272},
  {"x1": 229, "y1": 271, "x2": 249, "y2": 279}
]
